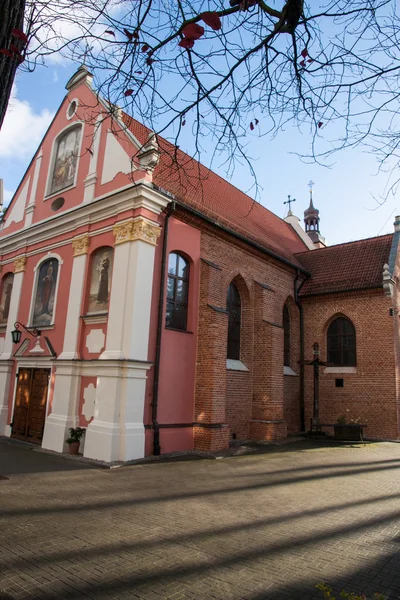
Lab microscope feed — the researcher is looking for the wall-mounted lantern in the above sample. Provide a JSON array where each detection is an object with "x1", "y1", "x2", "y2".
[{"x1": 11, "y1": 322, "x2": 41, "y2": 345}]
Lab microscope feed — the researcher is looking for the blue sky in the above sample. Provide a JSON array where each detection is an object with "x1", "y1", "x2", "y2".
[{"x1": 0, "y1": 60, "x2": 398, "y2": 246}]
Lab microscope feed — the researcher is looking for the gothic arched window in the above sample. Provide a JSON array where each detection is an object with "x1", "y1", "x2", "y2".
[
  {"x1": 283, "y1": 304, "x2": 290, "y2": 367},
  {"x1": 166, "y1": 252, "x2": 189, "y2": 330},
  {"x1": 327, "y1": 317, "x2": 356, "y2": 366},
  {"x1": 227, "y1": 282, "x2": 241, "y2": 360}
]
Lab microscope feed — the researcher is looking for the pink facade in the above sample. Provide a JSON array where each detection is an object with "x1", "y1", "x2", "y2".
[{"x1": 1, "y1": 66, "x2": 399, "y2": 463}]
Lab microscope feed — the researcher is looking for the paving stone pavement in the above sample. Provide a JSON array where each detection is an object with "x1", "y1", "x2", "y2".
[{"x1": 1, "y1": 438, "x2": 400, "y2": 600}]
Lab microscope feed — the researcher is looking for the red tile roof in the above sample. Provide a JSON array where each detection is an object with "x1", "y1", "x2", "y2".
[
  {"x1": 121, "y1": 114, "x2": 308, "y2": 266},
  {"x1": 295, "y1": 234, "x2": 393, "y2": 296}
]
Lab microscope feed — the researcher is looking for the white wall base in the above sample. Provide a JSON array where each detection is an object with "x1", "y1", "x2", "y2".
[
  {"x1": 83, "y1": 420, "x2": 145, "y2": 462},
  {"x1": 0, "y1": 361, "x2": 13, "y2": 436},
  {"x1": 0, "y1": 407, "x2": 10, "y2": 436},
  {"x1": 42, "y1": 413, "x2": 76, "y2": 453},
  {"x1": 84, "y1": 360, "x2": 151, "y2": 462},
  {"x1": 41, "y1": 362, "x2": 79, "y2": 452}
]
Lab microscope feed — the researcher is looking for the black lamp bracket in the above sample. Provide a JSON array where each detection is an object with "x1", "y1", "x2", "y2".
[{"x1": 14, "y1": 322, "x2": 41, "y2": 337}]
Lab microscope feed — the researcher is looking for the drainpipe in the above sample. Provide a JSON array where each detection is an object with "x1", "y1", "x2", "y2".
[
  {"x1": 294, "y1": 269, "x2": 308, "y2": 432},
  {"x1": 152, "y1": 200, "x2": 176, "y2": 455}
]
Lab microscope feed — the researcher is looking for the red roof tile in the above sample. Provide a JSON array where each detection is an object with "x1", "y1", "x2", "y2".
[
  {"x1": 295, "y1": 234, "x2": 393, "y2": 296},
  {"x1": 122, "y1": 114, "x2": 308, "y2": 266}
]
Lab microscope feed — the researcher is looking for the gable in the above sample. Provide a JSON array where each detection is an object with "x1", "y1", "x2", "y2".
[{"x1": 0, "y1": 70, "x2": 146, "y2": 238}]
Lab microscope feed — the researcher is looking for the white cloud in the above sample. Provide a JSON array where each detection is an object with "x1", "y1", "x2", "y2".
[
  {"x1": 0, "y1": 86, "x2": 53, "y2": 159},
  {"x1": 3, "y1": 189, "x2": 14, "y2": 206}
]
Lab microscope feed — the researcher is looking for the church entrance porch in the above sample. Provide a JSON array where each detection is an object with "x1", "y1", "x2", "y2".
[{"x1": 11, "y1": 368, "x2": 50, "y2": 444}]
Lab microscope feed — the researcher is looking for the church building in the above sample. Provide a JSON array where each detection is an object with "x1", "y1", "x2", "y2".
[{"x1": 0, "y1": 65, "x2": 399, "y2": 463}]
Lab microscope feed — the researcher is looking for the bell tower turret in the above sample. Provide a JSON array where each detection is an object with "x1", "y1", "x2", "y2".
[{"x1": 304, "y1": 182, "x2": 325, "y2": 248}]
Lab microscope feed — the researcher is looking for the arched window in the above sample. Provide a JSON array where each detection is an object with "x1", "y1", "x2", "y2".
[
  {"x1": 87, "y1": 247, "x2": 114, "y2": 314},
  {"x1": 227, "y1": 282, "x2": 241, "y2": 360},
  {"x1": 166, "y1": 252, "x2": 189, "y2": 330},
  {"x1": 0, "y1": 273, "x2": 13, "y2": 325},
  {"x1": 32, "y1": 258, "x2": 59, "y2": 327},
  {"x1": 283, "y1": 304, "x2": 290, "y2": 367},
  {"x1": 49, "y1": 125, "x2": 81, "y2": 195},
  {"x1": 327, "y1": 317, "x2": 356, "y2": 366}
]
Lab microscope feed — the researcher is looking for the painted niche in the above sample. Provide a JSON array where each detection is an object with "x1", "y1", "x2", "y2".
[
  {"x1": 32, "y1": 259, "x2": 59, "y2": 327},
  {"x1": 87, "y1": 247, "x2": 114, "y2": 314},
  {"x1": 49, "y1": 125, "x2": 81, "y2": 195},
  {"x1": 0, "y1": 273, "x2": 14, "y2": 325}
]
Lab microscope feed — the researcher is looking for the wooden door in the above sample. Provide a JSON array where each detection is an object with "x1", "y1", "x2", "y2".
[{"x1": 11, "y1": 368, "x2": 50, "y2": 444}]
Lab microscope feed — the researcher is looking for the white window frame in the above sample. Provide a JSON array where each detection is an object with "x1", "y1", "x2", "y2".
[
  {"x1": 44, "y1": 122, "x2": 84, "y2": 200},
  {"x1": 28, "y1": 252, "x2": 64, "y2": 328}
]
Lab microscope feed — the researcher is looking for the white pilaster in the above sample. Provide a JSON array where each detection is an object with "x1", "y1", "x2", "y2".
[
  {"x1": 1, "y1": 256, "x2": 26, "y2": 360},
  {"x1": 42, "y1": 235, "x2": 89, "y2": 451},
  {"x1": 58, "y1": 235, "x2": 89, "y2": 359},
  {"x1": 83, "y1": 361, "x2": 151, "y2": 462},
  {"x1": 42, "y1": 361, "x2": 80, "y2": 452},
  {"x1": 24, "y1": 149, "x2": 43, "y2": 228},
  {"x1": 122, "y1": 238, "x2": 156, "y2": 360},
  {"x1": 0, "y1": 360, "x2": 14, "y2": 435},
  {"x1": 100, "y1": 217, "x2": 160, "y2": 361},
  {"x1": 83, "y1": 117, "x2": 102, "y2": 204},
  {"x1": 85, "y1": 216, "x2": 161, "y2": 462}
]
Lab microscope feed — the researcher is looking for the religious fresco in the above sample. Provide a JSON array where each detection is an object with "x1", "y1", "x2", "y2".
[
  {"x1": 0, "y1": 273, "x2": 13, "y2": 325},
  {"x1": 32, "y1": 259, "x2": 59, "y2": 327},
  {"x1": 87, "y1": 248, "x2": 113, "y2": 314},
  {"x1": 49, "y1": 126, "x2": 81, "y2": 195}
]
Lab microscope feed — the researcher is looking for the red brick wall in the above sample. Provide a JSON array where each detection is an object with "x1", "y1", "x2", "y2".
[
  {"x1": 193, "y1": 224, "x2": 300, "y2": 449},
  {"x1": 302, "y1": 290, "x2": 399, "y2": 439},
  {"x1": 226, "y1": 371, "x2": 251, "y2": 439}
]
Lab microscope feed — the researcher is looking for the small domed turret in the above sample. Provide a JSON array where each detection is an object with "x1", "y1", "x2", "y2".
[{"x1": 304, "y1": 183, "x2": 325, "y2": 247}]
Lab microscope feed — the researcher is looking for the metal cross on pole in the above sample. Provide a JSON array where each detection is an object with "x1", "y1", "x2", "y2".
[
  {"x1": 299, "y1": 342, "x2": 327, "y2": 433},
  {"x1": 284, "y1": 195, "x2": 296, "y2": 213}
]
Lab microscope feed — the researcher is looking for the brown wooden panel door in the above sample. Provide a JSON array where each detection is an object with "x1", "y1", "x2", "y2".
[
  {"x1": 11, "y1": 368, "x2": 50, "y2": 444},
  {"x1": 27, "y1": 369, "x2": 49, "y2": 443},
  {"x1": 11, "y1": 369, "x2": 33, "y2": 440}
]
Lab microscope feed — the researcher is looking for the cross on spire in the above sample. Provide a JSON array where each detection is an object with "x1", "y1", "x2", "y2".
[
  {"x1": 308, "y1": 180, "x2": 315, "y2": 202},
  {"x1": 284, "y1": 194, "x2": 296, "y2": 214}
]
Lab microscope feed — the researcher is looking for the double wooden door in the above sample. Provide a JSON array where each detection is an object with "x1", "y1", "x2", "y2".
[{"x1": 11, "y1": 368, "x2": 50, "y2": 444}]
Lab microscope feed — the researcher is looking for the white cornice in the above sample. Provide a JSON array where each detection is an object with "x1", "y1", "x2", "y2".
[{"x1": 0, "y1": 183, "x2": 170, "y2": 256}]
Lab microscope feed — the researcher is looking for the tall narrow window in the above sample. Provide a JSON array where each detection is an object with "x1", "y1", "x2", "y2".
[
  {"x1": 87, "y1": 247, "x2": 114, "y2": 314},
  {"x1": 32, "y1": 259, "x2": 59, "y2": 327},
  {"x1": 327, "y1": 317, "x2": 356, "y2": 366},
  {"x1": 166, "y1": 252, "x2": 189, "y2": 330},
  {"x1": 0, "y1": 273, "x2": 13, "y2": 325},
  {"x1": 283, "y1": 304, "x2": 290, "y2": 367},
  {"x1": 227, "y1": 282, "x2": 241, "y2": 360},
  {"x1": 49, "y1": 125, "x2": 81, "y2": 195}
]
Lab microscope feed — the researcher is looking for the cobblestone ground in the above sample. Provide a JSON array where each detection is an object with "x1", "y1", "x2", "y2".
[{"x1": 1, "y1": 439, "x2": 400, "y2": 600}]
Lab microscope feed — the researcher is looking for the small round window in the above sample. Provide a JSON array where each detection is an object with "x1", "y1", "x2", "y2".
[
  {"x1": 67, "y1": 100, "x2": 78, "y2": 119},
  {"x1": 51, "y1": 197, "x2": 65, "y2": 211}
]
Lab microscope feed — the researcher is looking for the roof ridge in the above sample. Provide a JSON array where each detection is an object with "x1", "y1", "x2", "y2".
[
  {"x1": 120, "y1": 110, "x2": 293, "y2": 229},
  {"x1": 295, "y1": 232, "x2": 393, "y2": 256}
]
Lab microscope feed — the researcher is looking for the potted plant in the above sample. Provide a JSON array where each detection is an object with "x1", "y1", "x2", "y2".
[
  {"x1": 334, "y1": 414, "x2": 365, "y2": 441},
  {"x1": 66, "y1": 427, "x2": 86, "y2": 455}
]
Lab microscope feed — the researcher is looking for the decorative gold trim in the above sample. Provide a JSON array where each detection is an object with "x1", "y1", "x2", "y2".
[
  {"x1": 132, "y1": 218, "x2": 161, "y2": 246},
  {"x1": 72, "y1": 234, "x2": 90, "y2": 256},
  {"x1": 113, "y1": 217, "x2": 161, "y2": 246},
  {"x1": 113, "y1": 221, "x2": 134, "y2": 245},
  {"x1": 14, "y1": 256, "x2": 27, "y2": 273}
]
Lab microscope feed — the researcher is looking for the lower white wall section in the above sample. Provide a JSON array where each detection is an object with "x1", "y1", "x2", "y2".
[
  {"x1": 84, "y1": 360, "x2": 151, "y2": 463},
  {"x1": 0, "y1": 360, "x2": 14, "y2": 436},
  {"x1": 42, "y1": 361, "x2": 80, "y2": 453}
]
